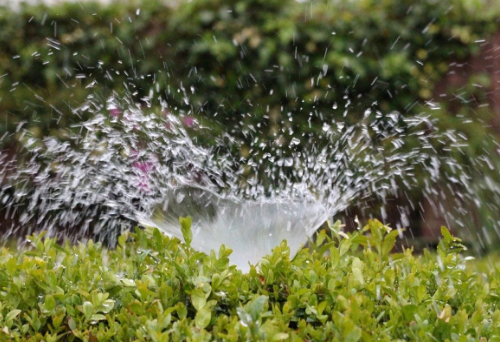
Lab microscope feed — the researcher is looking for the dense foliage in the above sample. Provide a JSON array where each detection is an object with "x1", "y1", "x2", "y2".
[
  {"x1": 0, "y1": 219, "x2": 497, "y2": 341},
  {"x1": 0, "y1": 0, "x2": 497, "y2": 145}
]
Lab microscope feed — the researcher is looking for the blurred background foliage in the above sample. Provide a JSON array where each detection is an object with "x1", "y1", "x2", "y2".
[{"x1": 1, "y1": 0, "x2": 500, "y2": 248}]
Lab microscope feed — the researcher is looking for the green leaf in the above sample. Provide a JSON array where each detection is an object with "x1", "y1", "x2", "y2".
[
  {"x1": 177, "y1": 303, "x2": 187, "y2": 320},
  {"x1": 195, "y1": 307, "x2": 211, "y2": 329},
  {"x1": 212, "y1": 273, "x2": 222, "y2": 289},
  {"x1": 315, "y1": 229, "x2": 327, "y2": 247},
  {"x1": 344, "y1": 327, "x2": 362, "y2": 342},
  {"x1": 179, "y1": 216, "x2": 193, "y2": 246},
  {"x1": 99, "y1": 299, "x2": 115, "y2": 314},
  {"x1": 121, "y1": 279, "x2": 136, "y2": 287},
  {"x1": 441, "y1": 226, "x2": 453, "y2": 242},
  {"x1": 441, "y1": 226, "x2": 453, "y2": 249},
  {"x1": 402, "y1": 304, "x2": 417, "y2": 321},
  {"x1": 5, "y1": 309, "x2": 21, "y2": 322},
  {"x1": 83, "y1": 301, "x2": 94, "y2": 320},
  {"x1": 128, "y1": 301, "x2": 144, "y2": 315},
  {"x1": 382, "y1": 229, "x2": 400, "y2": 256},
  {"x1": 68, "y1": 317, "x2": 76, "y2": 331},
  {"x1": 339, "y1": 238, "x2": 352, "y2": 257},
  {"x1": 44, "y1": 295, "x2": 56, "y2": 311},
  {"x1": 248, "y1": 295, "x2": 268, "y2": 321},
  {"x1": 52, "y1": 312, "x2": 65, "y2": 329},
  {"x1": 308, "y1": 270, "x2": 317, "y2": 284},
  {"x1": 351, "y1": 258, "x2": 364, "y2": 286},
  {"x1": 153, "y1": 228, "x2": 164, "y2": 250},
  {"x1": 90, "y1": 314, "x2": 107, "y2": 322},
  {"x1": 438, "y1": 226, "x2": 467, "y2": 254},
  {"x1": 118, "y1": 232, "x2": 128, "y2": 248},
  {"x1": 191, "y1": 288, "x2": 207, "y2": 311},
  {"x1": 272, "y1": 333, "x2": 290, "y2": 341}
]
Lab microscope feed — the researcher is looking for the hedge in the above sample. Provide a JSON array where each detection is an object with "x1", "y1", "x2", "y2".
[
  {"x1": 0, "y1": 219, "x2": 498, "y2": 341},
  {"x1": 0, "y1": 0, "x2": 497, "y2": 146}
]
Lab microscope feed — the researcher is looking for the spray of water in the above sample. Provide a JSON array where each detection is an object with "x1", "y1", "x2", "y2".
[{"x1": 0, "y1": 90, "x2": 476, "y2": 271}]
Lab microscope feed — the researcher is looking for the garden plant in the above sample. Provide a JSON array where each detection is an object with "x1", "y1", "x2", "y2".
[{"x1": 0, "y1": 218, "x2": 497, "y2": 341}]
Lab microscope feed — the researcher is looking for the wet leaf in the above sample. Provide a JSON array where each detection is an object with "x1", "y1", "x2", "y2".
[
  {"x1": 195, "y1": 307, "x2": 211, "y2": 329},
  {"x1": 179, "y1": 216, "x2": 193, "y2": 246},
  {"x1": 191, "y1": 288, "x2": 207, "y2": 311},
  {"x1": 82, "y1": 301, "x2": 94, "y2": 320}
]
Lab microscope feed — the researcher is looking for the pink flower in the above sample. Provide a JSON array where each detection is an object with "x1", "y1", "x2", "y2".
[
  {"x1": 137, "y1": 178, "x2": 150, "y2": 192},
  {"x1": 132, "y1": 160, "x2": 155, "y2": 193},
  {"x1": 182, "y1": 115, "x2": 195, "y2": 128},
  {"x1": 132, "y1": 161, "x2": 155, "y2": 174},
  {"x1": 109, "y1": 107, "x2": 121, "y2": 117}
]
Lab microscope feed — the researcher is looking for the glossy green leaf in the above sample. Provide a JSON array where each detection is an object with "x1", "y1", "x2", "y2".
[
  {"x1": 5, "y1": 309, "x2": 21, "y2": 322},
  {"x1": 195, "y1": 307, "x2": 211, "y2": 329},
  {"x1": 179, "y1": 216, "x2": 193, "y2": 246},
  {"x1": 83, "y1": 301, "x2": 94, "y2": 320},
  {"x1": 191, "y1": 288, "x2": 207, "y2": 311}
]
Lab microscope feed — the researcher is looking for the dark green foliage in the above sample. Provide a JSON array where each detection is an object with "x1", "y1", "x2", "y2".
[
  {"x1": 0, "y1": 0, "x2": 496, "y2": 145},
  {"x1": 0, "y1": 218, "x2": 497, "y2": 341}
]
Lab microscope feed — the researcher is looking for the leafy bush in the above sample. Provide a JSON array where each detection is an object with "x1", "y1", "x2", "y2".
[
  {"x1": 0, "y1": 219, "x2": 497, "y2": 341},
  {"x1": 0, "y1": 0, "x2": 497, "y2": 144}
]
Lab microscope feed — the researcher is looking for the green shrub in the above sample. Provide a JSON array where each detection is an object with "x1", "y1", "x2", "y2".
[
  {"x1": 0, "y1": 218, "x2": 497, "y2": 341},
  {"x1": 0, "y1": 0, "x2": 497, "y2": 144}
]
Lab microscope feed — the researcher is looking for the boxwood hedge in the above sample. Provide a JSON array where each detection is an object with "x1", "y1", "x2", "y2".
[{"x1": 0, "y1": 219, "x2": 498, "y2": 341}]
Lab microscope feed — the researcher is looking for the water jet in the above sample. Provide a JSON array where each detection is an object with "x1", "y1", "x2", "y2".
[{"x1": 0, "y1": 97, "x2": 470, "y2": 270}]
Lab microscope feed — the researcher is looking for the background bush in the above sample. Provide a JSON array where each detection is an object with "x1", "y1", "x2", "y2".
[{"x1": 0, "y1": 0, "x2": 495, "y2": 139}]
